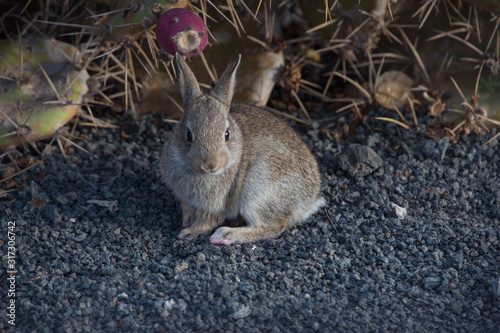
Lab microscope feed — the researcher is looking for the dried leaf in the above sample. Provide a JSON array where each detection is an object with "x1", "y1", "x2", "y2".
[
  {"x1": 5, "y1": 179, "x2": 18, "y2": 189},
  {"x1": 30, "y1": 198, "x2": 47, "y2": 210},
  {"x1": 429, "y1": 98, "x2": 446, "y2": 117},
  {"x1": 375, "y1": 71, "x2": 414, "y2": 109},
  {"x1": 121, "y1": 130, "x2": 131, "y2": 139},
  {"x1": 35, "y1": 170, "x2": 47, "y2": 180},
  {"x1": 425, "y1": 126, "x2": 457, "y2": 142},
  {"x1": 281, "y1": 62, "x2": 303, "y2": 93},
  {"x1": 17, "y1": 157, "x2": 37, "y2": 168}
]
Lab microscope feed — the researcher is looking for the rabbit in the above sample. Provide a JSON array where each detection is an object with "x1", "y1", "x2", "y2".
[{"x1": 160, "y1": 53, "x2": 325, "y2": 245}]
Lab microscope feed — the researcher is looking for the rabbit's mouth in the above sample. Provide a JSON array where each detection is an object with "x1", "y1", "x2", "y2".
[{"x1": 193, "y1": 155, "x2": 227, "y2": 175}]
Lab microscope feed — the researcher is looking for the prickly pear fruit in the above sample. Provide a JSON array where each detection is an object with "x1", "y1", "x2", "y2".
[{"x1": 156, "y1": 8, "x2": 208, "y2": 57}]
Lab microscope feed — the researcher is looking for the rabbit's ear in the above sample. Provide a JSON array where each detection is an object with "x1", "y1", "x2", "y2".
[
  {"x1": 213, "y1": 55, "x2": 241, "y2": 105},
  {"x1": 176, "y1": 53, "x2": 202, "y2": 105}
]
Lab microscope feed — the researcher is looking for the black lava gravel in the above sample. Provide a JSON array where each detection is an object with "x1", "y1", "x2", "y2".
[{"x1": 1, "y1": 111, "x2": 499, "y2": 332}]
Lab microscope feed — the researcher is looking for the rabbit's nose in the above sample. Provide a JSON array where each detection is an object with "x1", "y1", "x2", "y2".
[
  {"x1": 200, "y1": 160, "x2": 218, "y2": 173},
  {"x1": 200, "y1": 156, "x2": 226, "y2": 174}
]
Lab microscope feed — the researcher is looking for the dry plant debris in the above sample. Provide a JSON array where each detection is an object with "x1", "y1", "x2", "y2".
[
  {"x1": 374, "y1": 70, "x2": 414, "y2": 109},
  {"x1": 0, "y1": 0, "x2": 499, "y2": 165}
]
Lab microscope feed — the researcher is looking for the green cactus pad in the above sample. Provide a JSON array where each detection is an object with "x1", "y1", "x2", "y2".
[{"x1": 0, "y1": 38, "x2": 89, "y2": 151}]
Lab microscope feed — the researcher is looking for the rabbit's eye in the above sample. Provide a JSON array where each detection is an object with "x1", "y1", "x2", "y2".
[
  {"x1": 225, "y1": 129, "x2": 230, "y2": 142},
  {"x1": 186, "y1": 129, "x2": 193, "y2": 143}
]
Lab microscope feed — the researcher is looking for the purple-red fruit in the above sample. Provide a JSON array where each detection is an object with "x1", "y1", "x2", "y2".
[{"x1": 156, "y1": 8, "x2": 208, "y2": 58}]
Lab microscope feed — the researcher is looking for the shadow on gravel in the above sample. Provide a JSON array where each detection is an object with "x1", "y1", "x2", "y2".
[{"x1": 1, "y1": 113, "x2": 499, "y2": 332}]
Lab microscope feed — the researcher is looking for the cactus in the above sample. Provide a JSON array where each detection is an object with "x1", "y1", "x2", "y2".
[
  {"x1": 1, "y1": 0, "x2": 499, "y2": 154},
  {"x1": 80, "y1": 0, "x2": 192, "y2": 112},
  {"x1": 156, "y1": 8, "x2": 208, "y2": 57},
  {"x1": 100, "y1": 0, "x2": 190, "y2": 42},
  {"x1": 0, "y1": 38, "x2": 89, "y2": 151}
]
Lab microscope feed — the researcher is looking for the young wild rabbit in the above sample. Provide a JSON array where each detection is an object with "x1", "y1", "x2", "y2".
[{"x1": 160, "y1": 54, "x2": 324, "y2": 245}]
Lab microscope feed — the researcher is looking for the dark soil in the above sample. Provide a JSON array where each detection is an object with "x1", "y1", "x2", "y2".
[{"x1": 1, "y1": 110, "x2": 499, "y2": 332}]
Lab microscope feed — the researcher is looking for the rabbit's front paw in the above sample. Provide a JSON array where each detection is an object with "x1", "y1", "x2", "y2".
[
  {"x1": 181, "y1": 203, "x2": 197, "y2": 229},
  {"x1": 210, "y1": 227, "x2": 243, "y2": 245},
  {"x1": 177, "y1": 227, "x2": 198, "y2": 240},
  {"x1": 177, "y1": 224, "x2": 213, "y2": 240},
  {"x1": 210, "y1": 225, "x2": 285, "y2": 245}
]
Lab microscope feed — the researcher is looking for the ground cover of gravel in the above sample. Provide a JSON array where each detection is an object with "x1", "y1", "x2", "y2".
[{"x1": 1, "y1": 110, "x2": 499, "y2": 332}]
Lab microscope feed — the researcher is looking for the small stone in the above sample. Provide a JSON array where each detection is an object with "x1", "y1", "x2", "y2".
[
  {"x1": 337, "y1": 144, "x2": 383, "y2": 178},
  {"x1": 423, "y1": 136, "x2": 449, "y2": 160},
  {"x1": 229, "y1": 304, "x2": 251, "y2": 319},
  {"x1": 492, "y1": 276, "x2": 500, "y2": 300},
  {"x1": 453, "y1": 251, "x2": 464, "y2": 270},
  {"x1": 390, "y1": 202, "x2": 407, "y2": 219},
  {"x1": 74, "y1": 233, "x2": 87, "y2": 242},
  {"x1": 423, "y1": 276, "x2": 441, "y2": 289},
  {"x1": 56, "y1": 194, "x2": 69, "y2": 205},
  {"x1": 117, "y1": 292, "x2": 129, "y2": 300},
  {"x1": 163, "y1": 299, "x2": 176, "y2": 311},
  {"x1": 175, "y1": 262, "x2": 189, "y2": 273}
]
